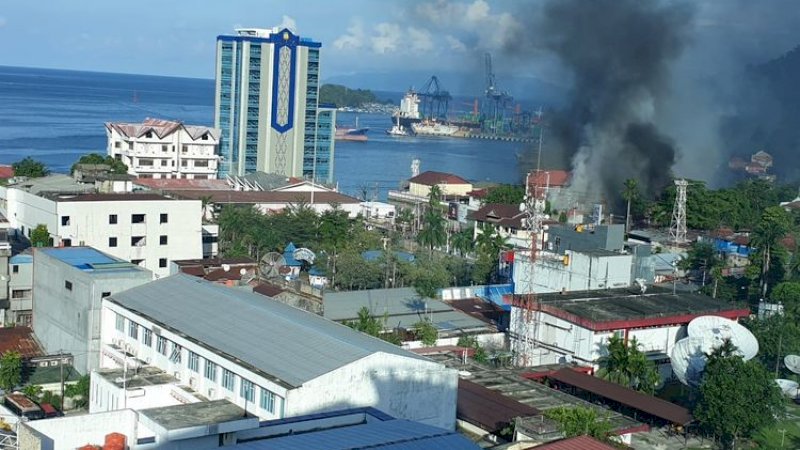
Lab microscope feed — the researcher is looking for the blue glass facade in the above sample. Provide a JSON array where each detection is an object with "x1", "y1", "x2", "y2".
[{"x1": 312, "y1": 107, "x2": 335, "y2": 183}]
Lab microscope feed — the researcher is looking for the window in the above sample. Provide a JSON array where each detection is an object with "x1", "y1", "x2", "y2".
[
  {"x1": 188, "y1": 352, "x2": 199, "y2": 372},
  {"x1": 132, "y1": 214, "x2": 146, "y2": 224},
  {"x1": 64, "y1": 280, "x2": 72, "y2": 291},
  {"x1": 159, "y1": 235, "x2": 168, "y2": 245},
  {"x1": 181, "y1": 160, "x2": 187, "y2": 167},
  {"x1": 139, "y1": 159, "x2": 154, "y2": 167},
  {"x1": 131, "y1": 236, "x2": 145, "y2": 247},
  {"x1": 160, "y1": 213, "x2": 168, "y2": 224},
  {"x1": 61, "y1": 216, "x2": 70, "y2": 226},
  {"x1": 142, "y1": 328, "x2": 152, "y2": 346},
  {"x1": 159, "y1": 258, "x2": 167, "y2": 268},
  {"x1": 160, "y1": 159, "x2": 168, "y2": 166},
  {"x1": 161, "y1": 144, "x2": 168, "y2": 152},
  {"x1": 240, "y1": 379, "x2": 254, "y2": 402},
  {"x1": 222, "y1": 369, "x2": 235, "y2": 391},
  {"x1": 11, "y1": 290, "x2": 30, "y2": 299},
  {"x1": 156, "y1": 336, "x2": 167, "y2": 355},
  {"x1": 128, "y1": 321, "x2": 138, "y2": 340},
  {"x1": 195, "y1": 160, "x2": 209, "y2": 167},
  {"x1": 146, "y1": 131, "x2": 153, "y2": 138},
  {"x1": 205, "y1": 360, "x2": 217, "y2": 381},
  {"x1": 102, "y1": 292, "x2": 111, "y2": 298},
  {"x1": 260, "y1": 389, "x2": 275, "y2": 413},
  {"x1": 109, "y1": 214, "x2": 118, "y2": 224},
  {"x1": 181, "y1": 145, "x2": 188, "y2": 153},
  {"x1": 115, "y1": 313, "x2": 125, "y2": 332},
  {"x1": 114, "y1": 141, "x2": 121, "y2": 149},
  {"x1": 12, "y1": 265, "x2": 18, "y2": 274},
  {"x1": 109, "y1": 237, "x2": 117, "y2": 247},
  {"x1": 62, "y1": 239, "x2": 71, "y2": 247},
  {"x1": 128, "y1": 142, "x2": 133, "y2": 150},
  {"x1": 169, "y1": 342, "x2": 182, "y2": 363}
]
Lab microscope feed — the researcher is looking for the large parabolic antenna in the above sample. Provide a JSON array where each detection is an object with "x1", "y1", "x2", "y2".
[
  {"x1": 671, "y1": 315, "x2": 759, "y2": 386},
  {"x1": 785, "y1": 355, "x2": 800, "y2": 375},
  {"x1": 775, "y1": 379, "x2": 800, "y2": 397}
]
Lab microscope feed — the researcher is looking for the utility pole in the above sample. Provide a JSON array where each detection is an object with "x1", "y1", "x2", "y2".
[{"x1": 59, "y1": 350, "x2": 65, "y2": 410}]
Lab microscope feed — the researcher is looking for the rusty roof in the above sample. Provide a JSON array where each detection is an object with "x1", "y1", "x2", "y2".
[
  {"x1": 549, "y1": 368, "x2": 693, "y2": 425},
  {"x1": 171, "y1": 190, "x2": 361, "y2": 205},
  {"x1": 134, "y1": 178, "x2": 231, "y2": 191},
  {"x1": 53, "y1": 193, "x2": 172, "y2": 202},
  {"x1": 0, "y1": 327, "x2": 43, "y2": 359},
  {"x1": 0, "y1": 165, "x2": 13, "y2": 179},
  {"x1": 457, "y1": 378, "x2": 539, "y2": 433},
  {"x1": 528, "y1": 170, "x2": 571, "y2": 188},
  {"x1": 253, "y1": 283, "x2": 286, "y2": 297},
  {"x1": 531, "y1": 436, "x2": 619, "y2": 450},
  {"x1": 409, "y1": 171, "x2": 470, "y2": 186}
]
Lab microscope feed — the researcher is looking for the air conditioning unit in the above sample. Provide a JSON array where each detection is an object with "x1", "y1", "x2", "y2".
[{"x1": 208, "y1": 388, "x2": 216, "y2": 397}]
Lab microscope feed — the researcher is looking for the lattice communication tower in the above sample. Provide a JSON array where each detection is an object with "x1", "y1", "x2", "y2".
[{"x1": 669, "y1": 179, "x2": 688, "y2": 244}]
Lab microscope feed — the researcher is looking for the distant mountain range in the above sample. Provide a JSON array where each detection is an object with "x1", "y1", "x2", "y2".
[{"x1": 323, "y1": 70, "x2": 568, "y2": 107}]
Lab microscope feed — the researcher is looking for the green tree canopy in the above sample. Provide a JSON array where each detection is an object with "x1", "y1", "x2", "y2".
[
  {"x1": 0, "y1": 351, "x2": 23, "y2": 391},
  {"x1": 484, "y1": 185, "x2": 525, "y2": 205},
  {"x1": 12, "y1": 157, "x2": 49, "y2": 178},
  {"x1": 319, "y1": 84, "x2": 385, "y2": 108},
  {"x1": 597, "y1": 335, "x2": 660, "y2": 394},
  {"x1": 70, "y1": 153, "x2": 128, "y2": 175},
  {"x1": 770, "y1": 281, "x2": 800, "y2": 317},
  {"x1": 695, "y1": 345, "x2": 785, "y2": 448},
  {"x1": 30, "y1": 224, "x2": 51, "y2": 248},
  {"x1": 414, "y1": 319, "x2": 438, "y2": 346},
  {"x1": 545, "y1": 406, "x2": 614, "y2": 441}
]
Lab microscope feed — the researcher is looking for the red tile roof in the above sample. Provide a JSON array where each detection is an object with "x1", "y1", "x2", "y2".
[
  {"x1": 171, "y1": 190, "x2": 361, "y2": 205},
  {"x1": 253, "y1": 283, "x2": 286, "y2": 297},
  {"x1": 469, "y1": 203, "x2": 526, "y2": 229},
  {"x1": 54, "y1": 193, "x2": 171, "y2": 202},
  {"x1": 528, "y1": 170, "x2": 570, "y2": 188},
  {"x1": 548, "y1": 368, "x2": 693, "y2": 425},
  {"x1": 0, "y1": 327, "x2": 43, "y2": 359},
  {"x1": 0, "y1": 165, "x2": 13, "y2": 179},
  {"x1": 409, "y1": 171, "x2": 470, "y2": 186},
  {"x1": 133, "y1": 178, "x2": 231, "y2": 190},
  {"x1": 532, "y1": 436, "x2": 619, "y2": 450}
]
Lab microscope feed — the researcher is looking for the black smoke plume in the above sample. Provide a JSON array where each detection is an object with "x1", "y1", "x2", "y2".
[{"x1": 507, "y1": 0, "x2": 694, "y2": 206}]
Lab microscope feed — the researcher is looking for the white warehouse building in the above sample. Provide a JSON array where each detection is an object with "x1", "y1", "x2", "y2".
[
  {"x1": 106, "y1": 118, "x2": 220, "y2": 180},
  {"x1": 0, "y1": 183, "x2": 204, "y2": 278},
  {"x1": 99, "y1": 274, "x2": 458, "y2": 429},
  {"x1": 513, "y1": 249, "x2": 633, "y2": 295}
]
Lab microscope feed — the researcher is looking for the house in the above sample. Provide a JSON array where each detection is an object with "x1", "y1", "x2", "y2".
[
  {"x1": 0, "y1": 176, "x2": 206, "y2": 278},
  {"x1": 408, "y1": 171, "x2": 473, "y2": 199},
  {"x1": 169, "y1": 189, "x2": 363, "y2": 217},
  {"x1": 106, "y1": 118, "x2": 220, "y2": 180},
  {"x1": 7, "y1": 252, "x2": 33, "y2": 326},
  {"x1": 171, "y1": 257, "x2": 258, "y2": 286},
  {"x1": 32, "y1": 247, "x2": 152, "y2": 374},
  {"x1": 526, "y1": 170, "x2": 570, "y2": 196},
  {"x1": 508, "y1": 286, "x2": 750, "y2": 369},
  {"x1": 512, "y1": 249, "x2": 633, "y2": 295},
  {"x1": 469, "y1": 203, "x2": 537, "y2": 249},
  {"x1": 100, "y1": 275, "x2": 458, "y2": 429}
]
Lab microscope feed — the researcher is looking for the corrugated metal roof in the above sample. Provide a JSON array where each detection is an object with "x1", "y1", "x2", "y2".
[
  {"x1": 234, "y1": 418, "x2": 480, "y2": 449},
  {"x1": 532, "y1": 435, "x2": 618, "y2": 450},
  {"x1": 108, "y1": 274, "x2": 430, "y2": 388},
  {"x1": 40, "y1": 247, "x2": 142, "y2": 273},
  {"x1": 323, "y1": 288, "x2": 491, "y2": 332}
]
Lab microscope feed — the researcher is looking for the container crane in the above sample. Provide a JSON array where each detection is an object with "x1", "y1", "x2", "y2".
[
  {"x1": 483, "y1": 53, "x2": 514, "y2": 134},
  {"x1": 418, "y1": 76, "x2": 451, "y2": 121}
]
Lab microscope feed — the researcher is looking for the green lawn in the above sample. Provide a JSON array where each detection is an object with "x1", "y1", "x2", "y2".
[{"x1": 751, "y1": 401, "x2": 800, "y2": 449}]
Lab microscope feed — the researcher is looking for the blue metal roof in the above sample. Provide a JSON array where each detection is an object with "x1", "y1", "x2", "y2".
[
  {"x1": 39, "y1": 247, "x2": 133, "y2": 272},
  {"x1": 9, "y1": 254, "x2": 33, "y2": 265},
  {"x1": 283, "y1": 242, "x2": 302, "y2": 266},
  {"x1": 235, "y1": 417, "x2": 479, "y2": 449}
]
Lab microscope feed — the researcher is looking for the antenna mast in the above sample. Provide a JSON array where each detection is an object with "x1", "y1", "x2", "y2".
[
  {"x1": 512, "y1": 110, "x2": 545, "y2": 367},
  {"x1": 669, "y1": 179, "x2": 688, "y2": 244}
]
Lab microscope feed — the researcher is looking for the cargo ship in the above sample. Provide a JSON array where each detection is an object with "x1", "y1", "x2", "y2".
[
  {"x1": 391, "y1": 90, "x2": 422, "y2": 128},
  {"x1": 335, "y1": 117, "x2": 369, "y2": 142}
]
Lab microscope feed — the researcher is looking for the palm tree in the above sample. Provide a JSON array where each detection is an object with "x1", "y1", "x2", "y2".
[
  {"x1": 428, "y1": 185, "x2": 442, "y2": 208},
  {"x1": 752, "y1": 206, "x2": 791, "y2": 297},
  {"x1": 417, "y1": 209, "x2": 446, "y2": 256},
  {"x1": 451, "y1": 230, "x2": 474, "y2": 257},
  {"x1": 622, "y1": 178, "x2": 639, "y2": 234},
  {"x1": 200, "y1": 195, "x2": 214, "y2": 222}
]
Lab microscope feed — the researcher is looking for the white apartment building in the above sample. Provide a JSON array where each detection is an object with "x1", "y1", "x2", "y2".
[
  {"x1": 106, "y1": 118, "x2": 220, "y2": 179},
  {"x1": 0, "y1": 184, "x2": 204, "y2": 278},
  {"x1": 99, "y1": 274, "x2": 458, "y2": 429}
]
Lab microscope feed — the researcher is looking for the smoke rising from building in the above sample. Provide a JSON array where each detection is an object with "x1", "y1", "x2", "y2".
[{"x1": 507, "y1": 0, "x2": 694, "y2": 207}]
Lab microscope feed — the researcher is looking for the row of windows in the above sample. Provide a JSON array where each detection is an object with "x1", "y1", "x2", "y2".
[
  {"x1": 108, "y1": 235, "x2": 168, "y2": 246},
  {"x1": 115, "y1": 314, "x2": 279, "y2": 413},
  {"x1": 106, "y1": 213, "x2": 168, "y2": 225}
]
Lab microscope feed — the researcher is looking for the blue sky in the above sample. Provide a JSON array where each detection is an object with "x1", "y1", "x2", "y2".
[{"x1": 1, "y1": 0, "x2": 799, "y2": 89}]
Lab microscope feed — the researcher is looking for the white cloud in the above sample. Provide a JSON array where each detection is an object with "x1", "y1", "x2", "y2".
[
  {"x1": 408, "y1": 27, "x2": 434, "y2": 52},
  {"x1": 446, "y1": 35, "x2": 467, "y2": 52},
  {"x1": 333, "y1": 20, "x2": 366, "y2": 50},
  {"x1": 465, "y1": 0, "x2": 490, "y2": 23},
  {"x1": 278, "y1": 15, "x2": 297, "y2": 33},
  {"x1": 371, "y1": 23, "x2": 401, "y2": 54}
]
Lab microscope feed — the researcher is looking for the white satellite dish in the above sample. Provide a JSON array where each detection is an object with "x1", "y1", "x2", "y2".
[
  {"x1": 686, "y1": 315, "x2": 759, "y2": 361},
  {"x1": 775, "y1": 379, "x2": 799, "y2": 398},
  {"x1": 671, "y1": 336, "x2": 714, "y2": 387},
  {"x1": 785, "y1": 355, "x2": 800, "y2": 375},
  {"x1": 239, "y1": 268, "x2": 247, "y2": 276}
]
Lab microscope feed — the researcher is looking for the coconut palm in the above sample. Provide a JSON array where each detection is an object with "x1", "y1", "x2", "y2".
[
  {"x1": 451, "y1": 230, "x2": 474, "y2": 257},
  {"x1": 751, "y1": 206, "x2": 791, "y2": 297},
  {"x1": 622, "y1": 178, "x2": 639, "y2": 234},
  {"x1": 417, "y1": 209, "x2": 446, "y2": 256}
]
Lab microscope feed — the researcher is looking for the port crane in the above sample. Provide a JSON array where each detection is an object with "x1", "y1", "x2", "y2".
[
  {"x1": 418, "y1": 75, "x2": 451, "y2": 121},
  {"x1": 483, "y1": 52, "x2": 514, "y2": 134}
]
